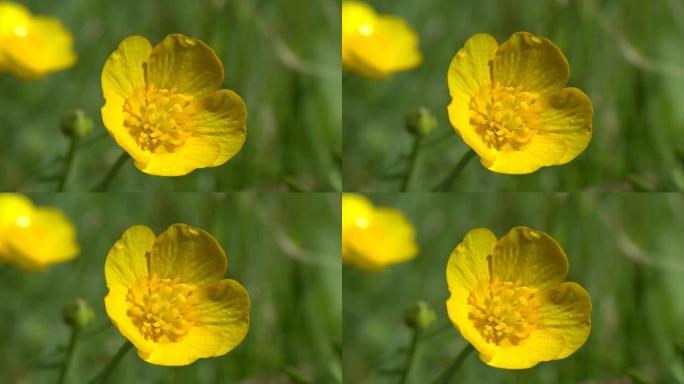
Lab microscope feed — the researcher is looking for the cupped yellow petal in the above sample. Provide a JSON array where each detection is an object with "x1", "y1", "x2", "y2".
[
  {"x1": 537, "y1": 282, "x2": 591, "y2": 359},
  {"x1": 491, "y1": 32, "x2": 569, "y2": 95},
  {"x1": 104, "y1": 225, "x2": 156, "y2": 292},
  {"x1": 491, "y1": 226, "x2": 568, "y2": 291},
  {"x1": 481, "y1": 328, "x2": 567, "y2": 369},
  {"x1": 142, "y1": 279, "x2": 250, "y2": 366},
  {"x1": 447, "y1": 33, "x2": 498, "y2": 98},
  {"x1": 146, "y1": 34, "x2": 223, "y2": 98},
  {"x1": 537, "y1": 87, "x2": 593, "y2": 165},
  {"x1": 481, "y1": 134, "x2": 566, "y2": 174},
  {"x1": 136, "y1": 136, "x2": 221, "y2": 176},
  {"x1": 447, "y1": 92, "x2": 498, "y2": 163},
  {"x1": 445, "y1": 228, "x2": 496, "y2": 292},
  {"x1": 150, "y1": 224, "x2": 227, "y2": 286},
  {"x1": 101, "y1": 35, "x2": 154, "y2": 165},
  {"x1": 194, "y1": 89, "x2": 248, "y2": 167}
]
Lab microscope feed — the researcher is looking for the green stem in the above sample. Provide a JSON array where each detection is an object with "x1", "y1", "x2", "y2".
[
  {"x1": 432, "y1": 149, "x2": 476, "y2": 192},
  {"x1": 57, "y1": 138, "x2": 78, "y2": 192},
  {"x1": 400, "y1": 136, "x2": 422, "y2": 192},
  {"x1": 87, "y1": 341, "x2": 133, "y2": 384},
  {"x1": 399, "y1": 329, "x2": 421, "y2": 384},
  {"x1": 90, "y1": 152, "x2": 130, "y2": 192},
  {"x1": 57, "y1": 328, "x2": 79, "y2": 384},
  {"x1": 431, "y1": 344, "x2": 474, "y2": 384}
]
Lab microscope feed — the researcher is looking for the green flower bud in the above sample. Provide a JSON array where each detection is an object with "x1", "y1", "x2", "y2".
[
  {"x1": 61, "y1": 109, "x2": 93, "y2": 140},
  {"x1": 63, "y1": 299, "x2": 95, "y2": 330},
  {"x1": 404, "y1": 301, "x2": 436, "y2": 332},
  {"x1": 406, "y1": 107, "x2": 437, "y2": 137}
]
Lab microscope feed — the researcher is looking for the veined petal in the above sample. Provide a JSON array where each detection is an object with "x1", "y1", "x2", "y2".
[
  {"x1": 492, "y1": 32, "x2": 569, "y2": 95},
  {"x1": 446, "y1": 290, "x2": 497, "y2": 358},
  {"x1": 482, "y1": 134, "x2": 566, "y2": 174},
  {"x1": 537, "y1": 87, "x2": 593, "y2": 165},
  {"x1": 150, "y1": 224, "x2": 227, "y2": 286},
  {"x1": 101, "y1": 35, "x2": 151, "y2": 102},
  {"x1": 491, "y1": 227, "x2": 568, "y2": 291},
  {"x1": 481, "y1": 328, "x2": 566, "y2": 369},
  {"x1": 194, "y1": 89, "x2": 247, "y2": 167},
  {"x1": 136, "y1": 135, "x2": 221, "y2": 176},
  {"x1": 538, "y1": 282, "x2": 591, "y2": 359},
  {"x1": 447, "y1": 92, "x2": 498, "y2": 162},
  {"x1": 448, "y1": 33, "x2": 498, "y2": 98},
  {"x1": 146, "y1": 34, "x2": 223, "y2": 98},
  {"x1": 104, "y1": 225, "x2": 155, "y2": 291},
  {"x1": 141, "y1": 279, "x2": 250, "y2": 366},
  {"x1": 446, "y1": 228, "x2": 496, "y2": 292},
  {"x1": 101, "y1": 98, "x2": 152, "y2": 165}
]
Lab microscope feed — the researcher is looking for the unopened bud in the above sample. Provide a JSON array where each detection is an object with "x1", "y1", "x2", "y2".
[
  {"x1": 404, "y1": 301, "x2": 436, "y2": 332},
  {"x1": 63, "y1": 299, "x2": 94, "y2": 330},
  {"x1": 61, "y1": 109, "x2": 93, "y2": 140},
  {"x1": 406, "y1": 107, "x2": 437, "y2": 137}
]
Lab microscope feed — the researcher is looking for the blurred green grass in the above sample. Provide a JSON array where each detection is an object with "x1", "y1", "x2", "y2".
[
  {"x1": 0, "y1": 193, "x2": 341, "y2": 383},
  {"x1": 343, "y1": 0, "x2": 684, "y2": 192},
  {"x1": 343, "y1": 193, "x2": 684, "y2": 383},
  {"x1": 0, "y1": 0, "x2": 341, "y2": 192}
]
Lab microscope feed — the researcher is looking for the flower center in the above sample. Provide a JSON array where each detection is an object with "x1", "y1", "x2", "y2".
[
  {"x1": 467, "y1": 279, "x2": 540, "y2": 346},
  {"x1": 469, "y1": 84, "x2": 540, "y2": 151},
  {"x1": 123, "y1": 86, "x2": 197, "y2": 153},
  {"x1": 126, "y1": 275, "x2": 197, "y2": 342}
]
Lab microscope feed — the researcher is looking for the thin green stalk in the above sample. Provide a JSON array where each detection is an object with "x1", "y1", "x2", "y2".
[
  {"x1": 432, "y1": 149, "x2": 476, "y2": 192},
  {"x1": 57, "y1": 138, "x2": 78, "y2": 192},
  {"x1": 431, "y1": 344, "x2": 475, "y2": 384},
  {"x1": 87, "y1": 341, "x2": 133, "y2": 384},
  {"x1": 399, "y1": 329, "x2": 421, "y2": 384},
  {"x1": 57, "y1": 328, "x2": 79, "y2": 384},
  {"x1": 90, "y1": 152, "x2": 130, "y2": 192},
  {"x1": 400, "y1": 136, "x2": 422, "y2": 192}
]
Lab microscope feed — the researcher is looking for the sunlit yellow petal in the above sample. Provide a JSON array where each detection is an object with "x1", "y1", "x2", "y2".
[
  {"x1": 146, "y1": 34, "x2": 223, "y2": 98},
  {"x1": 491, "y1": 226, "x2": 568, "y2": 291},
  {"x1": 104, "y1": 225, "x2": 155, "y2": 291},
  {"x1": 492, "y1": 32, "x2": 569, "y2": 95},
  {"x1": 194, "y1": 89, "x2": 248, "y2": 167},
  {"x1": 445, "y1": 228, "x2": 496, "y2": 292},
  {"x1": 448, "y1": 33, "x2": 498, "y2": 98},
  {"x1": 150, "y1": 224, "x2": 227, "y2": 285},
  {"x1": 538, "y1": 282, "x2": 591, "y2": 359},
  {"x1": 342, "y1": 0, "x2": 377, "y2": 66},
  {"x1": 482, "y1": 134, "x2": 566, "y2": 174},
  {"x1": 537, "y1": 87, "x2": 593, "y2": 165},
  {"x1": 342, "y1": 193, "x2": 373, "y2": 230},
  {"x1": 136, "y1": 136, "x2": 221, "y2": 176},
  {"x1": 0, "y1": 1, "x2": 31, "y2": 36},
  {"x1": 481, "y1": 328, "x2": 566, "y2": 369}
]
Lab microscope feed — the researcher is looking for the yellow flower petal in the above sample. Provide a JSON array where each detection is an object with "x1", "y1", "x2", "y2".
[
  {"x1": 146, "y1": 34, "x2": 223, "y2": 98},
  {"x1": 491, "y1": 227, "x2": 568, "y2": 291},
  {"x1": 491, "y1": 32, "x2": 569, "y2": 95},
  {"x1": 142, "y1": 279, "x2": 250, "y2": 366},
  {"x1": 342, "y1": 193, "x2": 373, "y2": 230},
  {"x1": 538, "y1": 282, "x2": 592, "y2": 359},
  {"x1": 0, "y1": 193, "x2": 33, "y2": 228},
  {"x1": 445, "y1": 228, "x2": 496, "y2": 292},
  {"x1": 136, "y1": 136, "x2": 221, "y2": 176},
  {"x1": 101, "y1": 35, "x2": 154, "y2": 165},
  {"x1": 482, "y1": 134, "x2": 567, "y2": 174},
  {"x1": 150, "y1": 224, "x2": 227, "y2": 286},
  {"x1": 194, "y1": 89, "x2": 248, "y2": 167},
  {"x1": 480, "y1": 328, "x2": 566, "y2": 369},
  {"x1": 537, "y1": 87, "x2": 593, "y2": 165},
  {"x1": 447, "y1": 33, "x2": 498, "y2": 98},
  {"x1": 342, "y1": 0, "x2": 377, "y2": 65}
]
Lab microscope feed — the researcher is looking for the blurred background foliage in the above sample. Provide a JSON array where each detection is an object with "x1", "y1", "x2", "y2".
[
  {"x1": 0, "y1": 0, "x2": 341, "y2": 192},
  {"x1": 343, "y1": 0, "x2": 684, "y2": 192},
  {"x1": 0, "y1": 193, "x2": 341, "y2": 383},
  {"x1": 343, "y1": 193, "x2": 684, "y2": 383}
]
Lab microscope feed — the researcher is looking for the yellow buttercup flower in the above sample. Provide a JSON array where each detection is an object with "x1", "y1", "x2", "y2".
[
  {"x1": 445, "y1": 227, "x2": 591, "y2": 369},
  {"x1": 0, "y1": 194, "x2": 79, "y2": 270},
  {"x1": 447, "y1": 32, "x2": 593, "y2": 174},
  {"x1": 0, "y1": 1, "x2": 76, "y2": 79},
  {"x1": 342, "y1": 194, "x2": 418, "y2": 271},
  {"x1": 342, "y1": 1, "x2": 422, "y2": 78},
  {"x1": 104, "y1": 223, "x2": 250, "y2": 366},
  {"x1": 101, "y1": 34, "x2": 247, "y2": 176}
]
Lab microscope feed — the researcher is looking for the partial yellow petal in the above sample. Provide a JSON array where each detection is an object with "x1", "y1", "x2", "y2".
[
  {"x1": 481, "y1": 328, "x2": 566, "y2": 369},
  {"x1": 482, "y1": 134, "x2": 566, "y2": 174},
  {"x1": 0, "y1": 1, "x2": 31, "y2": 36},
  {"x1": 342, "y1": 1, "x2": 377, "y2": 66},
  {"x1": 446, "y1": 292, "x2": 497, "y2": 359},
  {"x1": 447, "y1": 33, "x2": 499, "y2": 98},
  {"x1": 150, "y1": 224, "x2": 227, "y2": 286},
  {"x1": 492, "y1": 32, "x2": 569, "y2": 95},
  {"x1": 0, "y1": 193, "x2": 34, "y2": 227},
  {"x1": 104, "y1": 225, "x2": 155, "y2": 291},
  {"x1": 341, "y1": 193, "x2": 374, "y2": 231},
  {"x1": 101, "y1": 35, "x2": 152, "y2": 102},
  {"x1": 194, "y1": 89, "x2": 248, "y2": 167},
  {"x1": 491, "y1": 227, "x2": 568, "y2": 291},
  {"x1": 538, "y1": 282, "x2": 591, "y2": 359},
  {"x1": 136, "y1": 136, "x2": 221, "y2": 176},
  {"x1": 447, "y1": 92, "x2": 498, "y2": 162},
  {"x1": 142, "y1": 279, "x2": 250, "y2": 366},
  {"x1": 146, "y1": 34, "x2": 223, "y2": 98},
  {"x1": 537, "y1": 87, "x2": 593, "y2": 165},
  {"x1": 445, "y1": 228, "x2": 496, "y2": 292}
]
